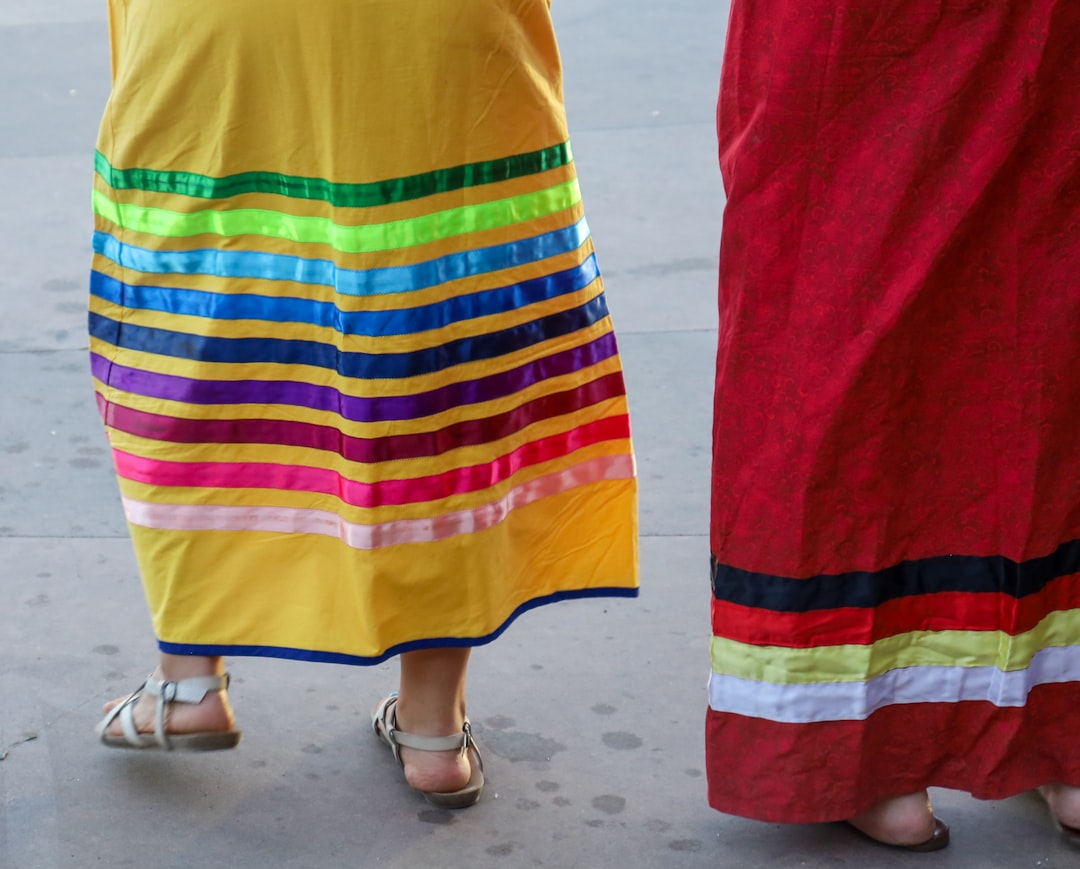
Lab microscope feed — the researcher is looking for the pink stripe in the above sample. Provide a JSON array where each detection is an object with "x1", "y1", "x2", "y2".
[
  {"x1": 121, "y1": 453, "x2": 636, "y2": 549},
  {"x1": 112, "y1": 416, "x2": 630, "y2": 508}
]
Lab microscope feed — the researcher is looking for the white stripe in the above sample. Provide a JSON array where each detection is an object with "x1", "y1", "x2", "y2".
[
  {"x1": 122, "y1": 453, "x2": 635, "y2": 550},
  {"x1": 708, "y1": 643, "x2": 1080, "y2": 723}
]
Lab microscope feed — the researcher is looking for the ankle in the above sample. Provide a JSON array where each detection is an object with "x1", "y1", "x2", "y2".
[
  {"x1": 394, "y1": 696, "x2": 465, "y2": 738},
  {"x1": 156, "y1": 653, "x2": 225, "y2": 682}
]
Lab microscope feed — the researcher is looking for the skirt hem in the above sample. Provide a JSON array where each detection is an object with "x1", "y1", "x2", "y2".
[{"x1": 157, "y1": 585, "x2": 639, "y2": 666}]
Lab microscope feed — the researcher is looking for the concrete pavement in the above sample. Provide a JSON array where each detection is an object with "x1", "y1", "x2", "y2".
[{"x1": 0, "y1": 1, "x2": 1072, "y2": 867}]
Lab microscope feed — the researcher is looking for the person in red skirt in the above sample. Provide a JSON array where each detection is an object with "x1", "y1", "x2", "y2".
[{"x1": 706, "y1": 1, "x2": 1080, "y2": 851}]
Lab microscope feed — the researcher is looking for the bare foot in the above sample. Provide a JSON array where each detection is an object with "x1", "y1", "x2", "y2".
[
  {"x1": 399, "y1": 745, "x2": 472, "y2": 794},
  {"x1": 393, "y1": 702, "x2": 471, "y2": 794},
  {"x1": 848, "y1": 791, "x2": 939, "y2": 847},
  {"x1": 101, "y1": 669, "x2": 235, "y2": 739},
  {"x1": 1040, "y1": 783, "x2": 1080, "y2": 830}
]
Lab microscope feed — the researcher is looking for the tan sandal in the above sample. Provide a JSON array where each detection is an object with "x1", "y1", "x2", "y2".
[
  {"x1": 372, "y1": 692, "x2": 484, "y2": 809},
  {"x1": 96, "y1": 673, "x2": 241, "y2": 751}
]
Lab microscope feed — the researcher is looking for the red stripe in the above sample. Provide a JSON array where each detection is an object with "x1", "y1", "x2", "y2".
[
  {"x1": 711, "y1": 573, "x2": 1080, "y2": 646},
  {"x1": 97, "y1": 371, "x2": 627, "y2": 461},
  {"x1": 706, "y1": 680, "x2": 1080, "y2": 823},
  {"x1": 112, "y1": 414, "x2": 632, "y2": 507}
]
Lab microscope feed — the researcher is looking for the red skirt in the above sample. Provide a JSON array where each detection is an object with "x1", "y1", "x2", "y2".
[{"x1": 707, "y1": 0, "x2": 1080, "y2": 822}]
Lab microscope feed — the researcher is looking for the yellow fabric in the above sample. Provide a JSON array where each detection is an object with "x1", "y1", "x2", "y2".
[{"x1": 94, "y1": 0, "x2": 639, "y2": 663}]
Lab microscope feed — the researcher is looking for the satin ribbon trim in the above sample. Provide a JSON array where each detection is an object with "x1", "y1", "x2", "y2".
[
  {"x1": 111, "y1": 414, "x2": 631, "y2": 507},
  {"x1": 91, "y1": 218, "x2": 592, "y2": 296},
  {"x1": 708, "y1": 643, "x2": 1080, "y2": 723},
  {"x1": 120, "y1": 452, "x2": 636, "y2": 547},
  {"x1": 89, "y1": 296, "x2": 610, "y2": 378},
  {"x1": 90, "y1": 333, "x2": 619, "y2": 421},
  {"x1": 92, "y1": 180, "x2": 581, "y2": 254},
  {"x1": 95, "y1": 142, "x2": 573, "y2": 206},
  {"x1": 96, "y1": 371, "x2": 627, "y2": 460},
  {"x1": 89, "y1": 254, "x2": 600, "y2": 334}
]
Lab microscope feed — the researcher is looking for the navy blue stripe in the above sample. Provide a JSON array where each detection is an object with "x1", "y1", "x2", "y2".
[
  {"x1": 710, "y1": 539, "x2": 1080, "y2": 612},
  {"x1": 88, "y1": 297, "x2": 610, "y2": 379},
  {"x1": 89, "y1": 254, "x2": 600, "y2": 335},
  {"x1": 158, "y1": 586, "x2": 639, "y2": 667}
]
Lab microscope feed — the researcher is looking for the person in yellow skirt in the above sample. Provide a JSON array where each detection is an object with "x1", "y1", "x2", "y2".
[{"x1": 91, "y1": 0, "x2": 638, "y2": 808}]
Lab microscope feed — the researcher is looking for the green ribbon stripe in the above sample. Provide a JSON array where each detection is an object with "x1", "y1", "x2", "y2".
[
  {"x1": 93, "y1": 180, "x2": 582, "y2": 253},
  {"x1": 95, "y1": 142, "x2": 573, "y2": 206}
]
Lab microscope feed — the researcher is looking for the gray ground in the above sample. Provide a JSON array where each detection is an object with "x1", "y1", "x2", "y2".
[{"x1": 0, "y1": 1, "x2": 1072, "y2": 867}]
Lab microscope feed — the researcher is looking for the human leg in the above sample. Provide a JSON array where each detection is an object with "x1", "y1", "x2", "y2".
[{"x1": 391, "y1": 648, "x2": 472, "y2": 794}]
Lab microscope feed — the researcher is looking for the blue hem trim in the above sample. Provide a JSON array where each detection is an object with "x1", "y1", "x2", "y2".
[{"x1": 157, "y1": 586, "x2": 639, "y2": 667}]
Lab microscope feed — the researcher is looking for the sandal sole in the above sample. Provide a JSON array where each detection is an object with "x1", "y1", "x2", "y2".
[
  {"x1": 100, "y1": 730, "x2": 241, "y2": 751},
  {"x1": 421, "y1": 743, "x2": 485, "y2": 809}
]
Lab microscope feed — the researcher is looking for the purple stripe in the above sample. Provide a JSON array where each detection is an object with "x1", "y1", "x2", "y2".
[{"x1": 89, "y1": 333, "x2": 619, "y2": 422}]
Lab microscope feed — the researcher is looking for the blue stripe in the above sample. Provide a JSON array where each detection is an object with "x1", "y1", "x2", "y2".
[
  {"x1": 88, "y1": 296, "x2": 611, "y2": 378},
  {"x1": 91, "y1": 218, "x2": 592, "y2": 296},
  {"x1": 158, "y1": 586, "x2": 639, "y2": 667},
  {"x1": 89, "y1": 255, "x2": 600, "y2": 336}
]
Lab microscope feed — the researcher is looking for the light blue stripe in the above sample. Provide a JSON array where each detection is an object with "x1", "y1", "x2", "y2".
[
  {"x1": 91, "y1": 218, "x2": 591, "y2": 297},
  {"x1": 89, "y1": 254, "x2": 600, "y2": 336}
]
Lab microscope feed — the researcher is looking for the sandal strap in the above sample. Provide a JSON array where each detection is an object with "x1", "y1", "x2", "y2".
[
  {"x1": 145, "y1": 674, "x2": 229, "y2": 705},
  {"x1": 115, "y1": 687, "x2": 148, "y2": 747},
  {"x1": 98, "y1": 673, "x2": 230, "y2": 750},
  {"x1": 392, "y1": 727, "x2": 469, "y2": 753},
  {"x1": 96, "y1": 680, "x2": 152, "y2": 747},
  {"x1": 146, "y1": 674, "x2": 229, "y2": 748},
  {"x1": 373, "y1": 693, "x2": 473, "y2": 761}
]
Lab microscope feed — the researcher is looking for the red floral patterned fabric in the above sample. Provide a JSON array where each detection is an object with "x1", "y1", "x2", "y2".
[{"x1": 707, "y1": 0, "x2": 1080, "y2": 822}]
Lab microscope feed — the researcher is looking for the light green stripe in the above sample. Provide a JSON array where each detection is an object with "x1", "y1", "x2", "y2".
[
  {"x1": 93, "y1": 180, "x2": 582, "y2": 253},
  {"x1": 711, "y1": 608, "x2": 1080, "y2": 683},
  {"x1": 94, "y1": 142, "x2": 573, "y2": 206}
]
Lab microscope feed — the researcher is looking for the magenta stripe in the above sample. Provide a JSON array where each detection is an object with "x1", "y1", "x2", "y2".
[
  {"x1": 97, "y1": 371, "x2": 628, "y2": 462},
  {"x1": 112, "y1": 415, "x2": 631, "y2": 507},
  {"x1": 120, "y1": 452, "x2": 637, "y2": 551},
  {"x1": 89, "y1": 333, "x2": 618, "y2": 422}
]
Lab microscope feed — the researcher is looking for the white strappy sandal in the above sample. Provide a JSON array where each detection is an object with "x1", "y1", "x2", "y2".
[
  {"x1": 96, "y1": 673, "x2": 241, "y2": 751},
  {"x1": 372, "y1": 692, "x2": 484, "y2": 808}
]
